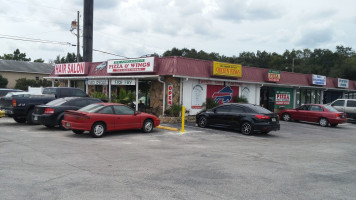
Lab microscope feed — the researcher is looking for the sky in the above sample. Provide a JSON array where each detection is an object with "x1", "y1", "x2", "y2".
[{"x1": 0, "y1": 0, "x2": 356, "y2": 63}]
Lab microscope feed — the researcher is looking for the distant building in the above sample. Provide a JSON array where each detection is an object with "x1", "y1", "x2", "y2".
[{"x1": 0, "y1": 60, "x2": 54, "y2": 88}]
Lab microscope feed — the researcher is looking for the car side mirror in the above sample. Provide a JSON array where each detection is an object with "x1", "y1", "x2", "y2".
[{"x1": 134, "y1": 111, "x2": 140, "y2": 115}]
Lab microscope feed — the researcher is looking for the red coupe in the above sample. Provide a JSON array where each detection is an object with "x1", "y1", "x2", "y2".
[
  {"x1": 62, "y1": 103, "x2": 160, "y2": 137},
  {"x1": 279, "y1": 104, "x2": 347, "y2": 127}
]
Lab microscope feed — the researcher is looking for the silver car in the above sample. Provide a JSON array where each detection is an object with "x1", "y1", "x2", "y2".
[{"x1": 330, "y1": 99, "x2": 356, "y2": 119}]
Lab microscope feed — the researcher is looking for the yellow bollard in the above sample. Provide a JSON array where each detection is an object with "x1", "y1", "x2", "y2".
[{"x1": 181, "y1": 106, "x2": 185, "y2": 132}]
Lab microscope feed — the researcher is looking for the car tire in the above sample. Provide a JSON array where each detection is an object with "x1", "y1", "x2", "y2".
[
  {"x1": 198, "y1": 116, "x2": 208, "y2": 128},
  {"x1": 241, "y1": 122, "x2": 253, "y2": 135},
  {"x1": 90, "y1": 122, "x2": 106, "y2": 138},
  {"x1": 13, "y1": 117, "x2": 26, "y2": 123},
  {"x1": 45, "y1": 125, "x2": 55, "y2": 128},
  {"x1": 330, "y1": 124, "x2": 338, "y2": 127},
  {"x1": 319, "y1": 118, "x2": 329, "y2": 127},
  {"x1": 26, "y1": 109, "x2": 35, "y2": 125},
  {"x1": 282, "y1": 113, "x2": 291, "y2": 121},
  {"x1": 261, "y1": 131, "x2": 270, "y2": 134},
  {"x1": 142, "y1": 119, "x2": 153, "y2": 133},
  {"x1": 72, "y1": 130, "x2": 84, "y2": 134}
]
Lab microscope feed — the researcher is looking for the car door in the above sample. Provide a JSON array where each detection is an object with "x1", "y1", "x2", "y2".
[
  {"x1": 308, "y1": 105, "x2": 324, "y2": 123},
  {"x1": 212, "y1": 105, "x2": 232, "y2": 127},
  {"x1": 293, "y1": 105, "x2": 310, "y2": 121},
  {"x1": 113, "y1": 105, "x2": 140, "y2": 130},
  {"x1": 96, "y1": 106, "x2": 116, "y2": 131},
  {"x1": 230, "y1": 105, "x2": 245, "y2": 129},
  {"x1": 345, "y1": 100, "x2": 356, "y2": 118},
  {"x1": 331, "y1": 100, "x2": 345, "y2": 112}
]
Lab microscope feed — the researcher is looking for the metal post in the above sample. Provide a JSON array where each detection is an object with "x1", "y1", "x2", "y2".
[
  {"x1": 108, "y1": 79, "x2": 111, "y2": 102},
  {"x1": 181, "y1": 106, "x2": 185, "y2": 132},
  {"x1": 135, "y1": 79, "x2": 139, "y2": 111},
  {"x1": 77, "y1": 11, "x2": 80, "y2": 62},
  {"x1": 83, "y1": 0, "x2": 93, "y2": 62}
]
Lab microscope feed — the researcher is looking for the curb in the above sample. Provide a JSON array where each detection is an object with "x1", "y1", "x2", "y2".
[{"x1": 156, "y1": 125, "x2": 180, "y2": 131}]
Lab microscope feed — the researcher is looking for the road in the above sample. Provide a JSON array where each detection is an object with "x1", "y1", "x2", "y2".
[{"x1": 0, "y1": 117, "x2": 355, "y2": 200}]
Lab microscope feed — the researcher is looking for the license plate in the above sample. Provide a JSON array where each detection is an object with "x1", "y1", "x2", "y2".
[
  {"x1": 66, "y1": 122, "x2": 71, "y2": 127},
  {"x1": 271, "y1": 118, "x2": 276, "y2": 122}
]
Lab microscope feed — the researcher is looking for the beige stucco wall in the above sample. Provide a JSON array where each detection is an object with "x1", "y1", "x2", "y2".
[{"x1": 0, "y1": 71, "x2": 49, "y2": 89}]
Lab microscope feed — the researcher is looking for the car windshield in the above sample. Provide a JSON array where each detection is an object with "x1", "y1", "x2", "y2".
[
  {"x1": 324, "y1": 105, "x2": 339, "y2": 112},
  {"x1": 78, "y1": 103, "x2": 104, "y2": 113},
  {"x1": 46, "y1": 98, "x2": 67, "y2": 106},
  {"x1": 43, "y1": 88, "x2": 57, "y2": 94}
]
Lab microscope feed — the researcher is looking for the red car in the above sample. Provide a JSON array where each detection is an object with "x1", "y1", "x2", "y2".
[
  {"x1": 62, "y1": 103, "x2": 160, "y2": 137},
  {"x1": 279, "y1": 104, "x2": 347, "y2": 127}
]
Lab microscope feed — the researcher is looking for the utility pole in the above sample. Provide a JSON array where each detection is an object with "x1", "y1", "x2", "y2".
[
  {"x1": 292, "y1": 58, "x2": 295, "y2": 72},
  {"x1": 83, "y1": 0, "x2": 93, "y2": 62},
  {"x1": 76, "y1": 11, "x2": 80, "y2": 62}
]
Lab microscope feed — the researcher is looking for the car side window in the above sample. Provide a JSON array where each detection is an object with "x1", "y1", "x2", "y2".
[
  {"x1": 60, "y1": 89, "x2": 71, "y2": 97},
  {"x1": 230, "y1": 106, "x2": 245, "y2": 113},
  {"x1": 215, "y1": 106, "x2": 230, "y2": 113},
  {"x1": 97, "y1": 106, "x2": 114, "y2": 114},
  {"x1": 72, "y1": 89, "x2": 87, "y2": 97},
  {"x1": 332, "y1": 100, "x2": 345, "y2": 107},
  {"x1": 88, "y1": 99, "x2": 102, "y2": 104},
  {"x1": 310, "y1": 105, "x2": 323, "y2": 112},
  {"x1": 113, "y1": 105, "x2": 135, "y2": 115},
  {"x1": 298, "y1": 105, "x2": 310, "y2": 110},
  {"x1": 72, "y1": 100, "x2": 89, "y2": 107},
  {"x1": 346, "y1": 100, "x2": 356, "y2": 108}
]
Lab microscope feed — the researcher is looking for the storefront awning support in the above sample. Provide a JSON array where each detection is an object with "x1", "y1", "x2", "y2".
[{"x1": 135, "y1": 78, "x2": 139, "y2": 111}]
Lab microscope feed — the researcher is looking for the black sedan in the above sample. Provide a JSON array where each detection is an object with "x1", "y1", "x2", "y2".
[
  {"x1": 196, "y1": 103, "x2": 280, "y2": 135},
  {"x1": 32, "y1": 97, "x2": 102, "y2": 128}
]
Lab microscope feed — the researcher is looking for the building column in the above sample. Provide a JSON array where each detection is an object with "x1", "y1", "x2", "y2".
[
  {"x1": 135, "y1": 79, "x2": 139, "y2": 111},
  {"x1": 68, "y1": 80, "x2": 71, "y2": 87},
  {"x1": 51, "y1": 80, "x2": 54, "y2": 87},
  {"x1": 108, "y1": 79, "x2": 112, "y2": 102}
]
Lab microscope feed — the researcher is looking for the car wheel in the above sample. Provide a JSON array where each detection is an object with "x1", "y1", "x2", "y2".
[
  {"x1": 13, "y1": 117, "x2": 26, "y2": 123},
  {"x1": 261, "y1": 131, "x2": 270, "y2": 134},
  {"x1": 241, "y1": 122, "x2": 253, "y2": 135},
  {"x1": 198, "y1": 116, "x2": 208, "y2": 128},
  {"x1": 330, "y1": 124, "x2": 338, "y2": 127},
  {"x1": 45, "y1": 125, "x2": 55, "y2": 128},
  {"x1": 319, "y1": 118, "x2": 329, "y2": 127},
  {"x1": 282, "y1": 113, "x2": 291, "y2": 121},
  {"x1": 142, "y1": 119, "x2": 153, "y2": 133},
  {"x1": 26, "y1": 109, "x2": 35, "y2": 125},
  {"x1": 72, "y1": 130, "x2": 84, "y2": 134},
  {"x1": 90, "y1": 122, "x2": 106, "y2": 138}
]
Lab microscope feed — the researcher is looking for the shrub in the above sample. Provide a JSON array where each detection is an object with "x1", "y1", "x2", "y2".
[
  {"x1": 91, "y1": 91, "x2": 108, "y2": 101},
  {"x1": 165, "y1": 103, "x2": 182, "y2": 117},
  {"x1": 232, "y1": 96, "x2": 248, "y2": 103},
  {"x1": 202, "y1": 97, "x2": 219, "y2": 110}
]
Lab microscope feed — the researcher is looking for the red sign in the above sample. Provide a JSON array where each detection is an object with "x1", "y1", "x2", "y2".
[
  {"x1": 167, "y1": 85, "x2": 173, "y2": 105},
  {"x1": 207, "y1": 85, "x2": 239, "y2": 104},
  {"x1": 275, "y1": 93, "x2": 290, "y2": 105},
  {"x1": 55, "y1": 62, "x2": 86, "y2": 75}
]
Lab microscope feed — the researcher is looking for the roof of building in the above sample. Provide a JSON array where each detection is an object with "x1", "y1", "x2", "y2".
[
  {"x1": 47, "y1": 56, "x2": 356, "y2": 91},
  {"x1": 0, "y1": 60, "x2": 54, "y2": 74}
]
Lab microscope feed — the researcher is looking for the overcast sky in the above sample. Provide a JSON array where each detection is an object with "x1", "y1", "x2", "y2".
[{"x1": 0, "y1": 0, "x2": 355, "y2": 63}]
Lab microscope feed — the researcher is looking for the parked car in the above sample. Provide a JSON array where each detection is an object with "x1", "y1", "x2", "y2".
[
  {"x1": 0, "y1": 109, "x2": 4, "y2": 118},
  {"x1": 330, "y1": 99, "x2": 356, "y2": 119},
  {"x1": 196, "y1": 103, "x2": 280, "y2": 135},
  {"x1": 0, "y1": 87, "x2": 88, "y2": 124},
  {"x1": 32, "y1": 97, "x2": 103, "y2": 129},
  {"x1": 0, "y1": 88, "x2": 23, "y2": 97},
  {"x1": 279, "y1": 104, "x2": 347, "y2": 127},
  {"x1": 62, "y1": 103, "x2": 160, "y2": 138}
]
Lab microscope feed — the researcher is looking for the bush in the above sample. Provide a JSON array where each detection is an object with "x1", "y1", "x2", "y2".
[
  {"x1": 0, "y1": 74, "x2": 8, "y2": 88},
  {"x1": 165, "y1": 103, "x2": 182, "y2": 117},
  {"x1": 203, "y1": 97, "x2": 219, "y2": 109},
  {"x1": 90, "y1": 91, "x2": 108, "y2": 101},
  {"x1": 14, "y1": 78, "x2": 52, "y2": 90},
  {"x1": 232, "y1": 96, "x2": 248, "y2": 103}
]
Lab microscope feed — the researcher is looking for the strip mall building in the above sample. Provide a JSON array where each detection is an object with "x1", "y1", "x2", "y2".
[{"x1": 46, "y1": 56, "x2": 356, "y2": 116}]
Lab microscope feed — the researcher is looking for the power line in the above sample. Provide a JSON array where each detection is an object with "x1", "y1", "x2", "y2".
[{"x1": 0, "y1": 34, "x2": 128, "y2": 58}]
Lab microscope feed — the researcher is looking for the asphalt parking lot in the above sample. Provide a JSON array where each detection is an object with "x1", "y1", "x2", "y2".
[{"x1": 0, "y1": 117, "x2": 356, "y2": 200}]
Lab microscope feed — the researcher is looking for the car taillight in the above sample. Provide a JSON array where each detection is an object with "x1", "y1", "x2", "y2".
[
  {"x1": 255, "y1": 115, "x2": 271, "y2": 119},
  {"x1": 44, "y1": 108, "x2": 55, "y2": 114},
  {"x1": 12, "y1": 99, "x2": 16, "y2": 107}
]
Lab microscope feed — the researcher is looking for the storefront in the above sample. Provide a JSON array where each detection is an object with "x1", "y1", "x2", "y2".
[{"x1": 46, "y1": 56, "x2": 356, "y2": 116}]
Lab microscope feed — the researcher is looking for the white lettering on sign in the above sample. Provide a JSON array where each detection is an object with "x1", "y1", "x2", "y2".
[
  {"x1": 107, "y1": 57, "x2": 154, "y2": 73},
  {"x1": 88, "y1": 80, "x2": 108, "y2": 85},
  {"x1": 312, "y1": 74, "x2": 326, "y2": 85},
  {"x1": 168, "y1": 84, "x2": 173, "y2": 106},
  {"x1": 110, "y1": 79, "x2": 135, "y2": 85},
  {"x1": 55, "y1": 62, "x2": 86, "y2": 75}
]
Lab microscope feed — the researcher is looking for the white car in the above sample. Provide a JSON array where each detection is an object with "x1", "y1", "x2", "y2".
[{"x1": 330, "y1": 99, "x2": 356, "y2": 119}]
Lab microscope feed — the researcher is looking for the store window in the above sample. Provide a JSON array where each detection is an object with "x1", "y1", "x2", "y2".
[{"x1": 296, "y1": 89, "x2": 322, "y2": 107}]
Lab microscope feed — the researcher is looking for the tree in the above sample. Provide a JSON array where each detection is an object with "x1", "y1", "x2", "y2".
[
  {"x1": 54, "y1": 53, "x2": 82, "y2": 64},
  {"x1": 33, "y1": 58, "x2": 45, "y2": 63},
  {"x1": 0, "y1": 74, "x2": 8, "y2": 88},
  {"x1": 0, "y1": 49, "x2": 31, "y2": 61}
]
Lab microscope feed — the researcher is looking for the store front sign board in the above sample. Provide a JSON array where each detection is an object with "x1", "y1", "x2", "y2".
[
  {"x1": 107, "y1": 57, "x2": 154, "y2": 73},
  {"x1": 55, "y1": 62, "x2": 87, "y2": 75},
  {"x1": 88, "y1": 80, "x2": 108, "y2": 85},
  {"x1": 267, "y1": 70, "x2": 280, "y2": 82},
  {"x1": 312, "y1": 74, "x2": 326, "y2": 85},
  {"x1": 111, "y1": 79, "x2": 136, "y2": 85},
  {"x1": 338, "y1": 78, "x2": 349, "y2": 88},
  {"x1": 213, "y1": 62, "x2": 242, "y2": 77}
]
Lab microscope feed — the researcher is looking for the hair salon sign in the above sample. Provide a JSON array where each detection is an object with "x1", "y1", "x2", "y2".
[
  {"x1": 55, "y1": 62, "x2": 87, "y2": 75},
  {"x1": 107, "y1": 57, "x2": 154, "y2": 73}
]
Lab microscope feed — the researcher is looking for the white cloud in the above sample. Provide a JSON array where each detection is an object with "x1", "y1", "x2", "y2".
[{"x1": 0, "y1": 0, "x2": 356, "y2": 62}]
